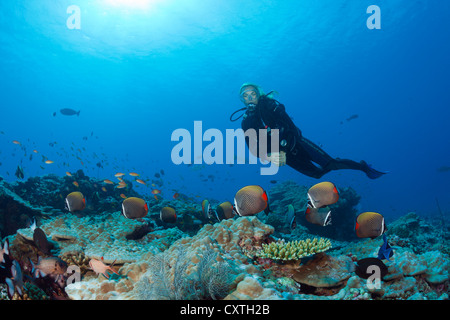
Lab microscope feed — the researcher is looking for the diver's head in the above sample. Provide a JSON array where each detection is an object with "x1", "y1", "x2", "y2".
[{"x1": 239, "y1": 83, "x2": 263, "y2": 109}]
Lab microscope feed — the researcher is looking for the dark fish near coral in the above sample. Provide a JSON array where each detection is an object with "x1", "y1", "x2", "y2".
[
  {"x1": 307, "y1": 182, "x2": 339, "y2": 208},
  {"x1": 201, "y1": 199, "x2": 219, "y2": 220},
  {"x1": 160, "y1": 206, "x2": 177, "y2": 223},
  {"x1": 378, "y1": 234, "x2": 394, "y2": 261},
  {"x1": 216, "y1": 201, "x2": 235, "y2": 220},
  {"x1": 15, "y1": 165, "x2": 24, "y2": 179},
  {"x1": 202, "y1": 199, "x2": 211, "y2": 219},
  {"x1": 60, "y1": 108, "x2": 80, "y2": 116},
  {"x1": 122, "y1": 197, "x2": 148, "y2": 219},
  {"x1": 355, "y1": 212, "x2": 386, "y2": 239},
  {"x1": 305, "y1": 206, "x2": 332, "y2": 226},
  {"x1": 33, "y1": 227, "x2": 53, "y2": 255},
  {"x1": 233, "y1": 185, "x2": 270, "y2": 216},
  {"x1": 0, "y1": 239, "x2": 10, "y2": 264},
  {"x1": 354, "y1": 257, "x2": 388, "y2": 280},
  {"x1": 5, "y1": 260, "x2": 23, "y2": 299},
  {"x1": 286, "y1": 204, "x2": 297, "y2": 230},
  {"x1": 65, "y1": 191, "x2": 86, "y2": 212}
]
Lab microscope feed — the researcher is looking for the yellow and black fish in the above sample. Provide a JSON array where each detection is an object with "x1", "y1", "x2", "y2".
[
  {"x1": 355, "y1": 212, "x2": 386, "y2": 239},
  {"x1": 65, "y1": 191, "x2": 86, "y2": 212},
  {"x1": 15, "y1": 165, "x2": 24, "y2": 179},
  {"x1": 201, "y1": 199, "x2": 211, "y2": 219},
  {"x1": 305, "y1": 206, "x2": 332, "y2": 226},
  {"x1": 216, "y1": 201, "x2": 235, "y2": 220},
  {"x1": 122, "y1": 197, "x2": 148, "y2": 219},
  {"x1": 307, "y1": 182, "x2": 339, "y2": 208},
  {"x1": 233, "y1": 185, "x2": 269, "y2": 216},
  {"x1": 160, "y1": 206, "x2": 177, "y2": 223}
]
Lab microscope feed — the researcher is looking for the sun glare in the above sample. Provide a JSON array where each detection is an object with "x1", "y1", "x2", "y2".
[{"x1": 104, "y1": 0, "x2": 161, "y2": 10}]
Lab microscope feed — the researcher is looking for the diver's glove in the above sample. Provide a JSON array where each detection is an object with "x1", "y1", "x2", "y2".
[{"x1": 268, "y1": 151, "x2": 287, "y2": 167}]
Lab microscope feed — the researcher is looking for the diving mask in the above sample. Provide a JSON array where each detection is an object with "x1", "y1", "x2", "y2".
[{"x1": 240, "y1": 88, "x2": 259, "y2": 104}]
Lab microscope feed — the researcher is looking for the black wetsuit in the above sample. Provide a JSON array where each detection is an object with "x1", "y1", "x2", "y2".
[{"x1": 241, "y1": 95, "x2": 372, "y2": 179}]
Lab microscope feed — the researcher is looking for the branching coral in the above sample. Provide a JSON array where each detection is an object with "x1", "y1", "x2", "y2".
[{"x1": 256, "y1": 238, "x2": 332, "y2": 261}]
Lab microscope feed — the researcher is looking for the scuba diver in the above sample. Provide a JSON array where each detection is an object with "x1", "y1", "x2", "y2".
[{"x1": 230, "y1": 83, "x2": 387, "y2": 179}]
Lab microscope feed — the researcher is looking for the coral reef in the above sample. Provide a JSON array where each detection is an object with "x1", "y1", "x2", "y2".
[
  {"x1": 1, "y1": 174, "x2": 449, "y2": 301},
  {"x1": 387, "y1": 211, "x2": 450, "y2": 255}
]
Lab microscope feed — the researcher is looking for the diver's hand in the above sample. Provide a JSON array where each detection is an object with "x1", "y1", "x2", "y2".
[{"x1": 268, "y1": 151, "x2": 286, "y2": 166}]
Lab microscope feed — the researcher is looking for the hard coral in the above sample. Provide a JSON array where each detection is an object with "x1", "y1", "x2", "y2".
[{"x1": 255, "y1": 238, "x2": 332, "y2": 261}]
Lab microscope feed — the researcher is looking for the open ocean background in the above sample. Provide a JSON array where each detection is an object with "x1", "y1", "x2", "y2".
[{"x1": 1, "y1": 0, "x2": 449, "y2": 223}]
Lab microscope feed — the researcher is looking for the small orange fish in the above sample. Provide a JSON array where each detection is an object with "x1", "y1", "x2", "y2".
[
  {"x1": 12, "y1": 140, "x2": 20, "y2": 145},
  {"x1": 154, "y1": 195, "x2": 159, "y2": 201},
  {"x1": 173, "y1": 192, "x2": 179, "y2": 199},
  {"x1": 45, "y1": 160, "x2": 54, "y2": 164},
  {"x1": 33, "y1": 150, "x2": 38, "y2": 153},
  {"x1": 114, "y1": 173, "x2": 125, "y2": 177},
  {"x1": 129, "y1": 172, "x2": 140, "y2": 177},
  {"x1": 103, "y1": 179, "x2": 114, "y2": 184},
  {"x1": 66, "y1": 172, "x2": 72, "y2": 177},
  {"x1": 135, "y1": 179, "x2": 146, "y2": 185},
  {"x1": 120, "y1": 194, "x2": 127, "y2": 199},
  {"x1": 89, "y1": 258, "x2": 119, "y2": 280},
  {"x1": 73, "y1": 181, "x2": 79, "y2": 187},
  {"x1": 101, "y1": 187, "x2": 107, "y2": 192},
  {"x1": 116, "y1": 184, "x2": 127, "y2": 189},
  {"x1": 151, "y1": 189, "x2": 161, "y2": 195}
]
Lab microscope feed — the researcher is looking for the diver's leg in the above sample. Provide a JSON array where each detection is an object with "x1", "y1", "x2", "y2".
[
  {"x1": 299, "y1": 137, "x2": 386, "y2": 179},
  {"x1": 286, "y1": 151, "x2": 329, "y2": 179},
  {"x1": 324, "y1": 158, "x2": 387, "y2": 179},
  {"x1": 299, "y1": 137, "x2": 334, "y2": 168}
]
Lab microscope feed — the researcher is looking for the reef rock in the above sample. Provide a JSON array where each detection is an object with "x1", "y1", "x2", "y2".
[
  {"x1": 292, "y1": 253, "x2": 355, "y2": 288},
  {"x1": 224, "y1": 276, "x2": 283, "y2": 300},
  {"x1": 11, "y1": 211, "x2": 185, "y2": 265},
  {"x1": 66, "y1": 216, "x2": 275, "y2": 300}
]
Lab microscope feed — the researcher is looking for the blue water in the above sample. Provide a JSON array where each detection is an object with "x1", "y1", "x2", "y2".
[{"x1": 1, "y1": 0, "x2": 449, "y2": 221}]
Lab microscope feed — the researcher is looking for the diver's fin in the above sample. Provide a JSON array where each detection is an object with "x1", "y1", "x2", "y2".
[{"x1": 361, "y1": 161, "x2": 388, "y2": 179}]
